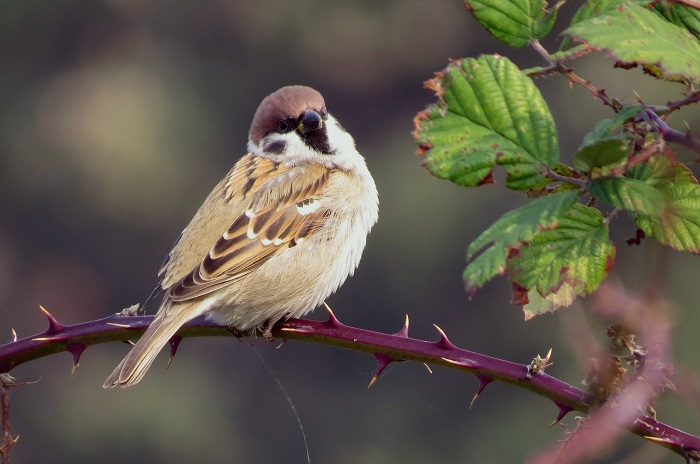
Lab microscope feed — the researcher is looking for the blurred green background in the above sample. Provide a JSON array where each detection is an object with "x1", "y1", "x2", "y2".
[{"x1": 1, "y1": 1, "x2": 699, "y2": 462}]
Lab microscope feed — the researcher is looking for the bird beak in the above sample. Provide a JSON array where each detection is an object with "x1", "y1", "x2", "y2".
[{"x1": 298, "y1": 110, "x2": 323, "y2": 134}]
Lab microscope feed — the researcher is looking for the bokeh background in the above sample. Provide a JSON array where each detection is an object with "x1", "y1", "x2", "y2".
[{"x1": 1, "y1": 1, "x2": 700, "y2": 463}]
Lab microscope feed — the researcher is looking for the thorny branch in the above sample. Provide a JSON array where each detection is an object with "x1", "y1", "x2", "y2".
[
  {"x1": 530, "y1": 41, "x2": 700, "y2": 158},
  {"x1": 0, "y1": 306, "x2": 697, "y2": 461},
  {"x1": 527, "y1": 284, "x2": 687, "y2": 463},
  {"x1": 644, "y1": 109, "x2": 700, "y2": 158}
]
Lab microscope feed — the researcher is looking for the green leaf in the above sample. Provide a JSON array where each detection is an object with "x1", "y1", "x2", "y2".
[
  {"x1": 628, "y1": 157, "x2": 700, "y2": 253},
  {"x1": 465, "y1": 0, "x2": 559, "y2": 48},
  {"x1": 573, "y1": 137, "x2": 628, "y2": 173},
  {"x1": 415, "y1": 55, "x2": 559, "y2": 190},
  {"x1": 561, "y1": 0, "x2": 649, "y2": 50},
  {"x1": 635, "y1": 182, "x2": 700, "y2": 254},
  {"x1": 581, "y1": 105, "x2": 644, "y2": 144},
  {"x1": 588, "y1": 177, "x2": 665, "y2": 216},
  {"x1": 627, "y1": 153, "x2": 678, "y2": 187},
  {"x1": 507, "y1": 203, "x2": 615, "y2": 298},
  {"x1": 464, "y1": 190, "x2": 579, "y2": 293},
  {"x1": 572, "y1": 106, "x2": 643, "y2": 172},
  {"x1": 564, "y1": 3, "x2": 700, "y2": 82},
  {"x1": 654, "y1": 2, "x2": 700, "y2": 40}
]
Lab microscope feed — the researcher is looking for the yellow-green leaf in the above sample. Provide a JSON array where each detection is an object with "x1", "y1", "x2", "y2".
[
  {"x1": 465, "y1": 0, "x2": 559, "y2": 48},
  {"x1": 464, "y1": 190, "x2": 579, "y2": 294},
  {"x1": 564, "y1": 3, "x2": 700, "y2": 82},
  {"x1": 415, "y1": 55, "x2": 559, "y2": 190},
  {"x1": 588, "y1": 177, "x2": 665, "y2": 216},
  {"x1": 507, "y1": 203, "x2": 615, "y2": 298}
]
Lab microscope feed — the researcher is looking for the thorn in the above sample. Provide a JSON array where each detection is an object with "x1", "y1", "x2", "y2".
[
  {"x1": 471, "y1": 374, "x2": 493, "y2": 408},
  {"x1": 276, "y1": 339, "x2": 287, "y2": 349},
  {"x1": 422, "y1": 363, "x2": 433, "y2": 374},
  {"x1": 39, "y1": 305, "x2": 65, "y2": 335},
  {"x1": 11, "y1": 329, "x2": 16, "y2": 343},
  {"x1": 122, "y1": 340, "x2": 136, "y2": 346},
  {"x1": 432, "y1": 324, "x2": 456, "y2": 350},
  {"x1": 106, "y1": 322, "x2": 131, "y2": 328},
  {"x1": 322, "y1": 302, "x2": 344, "y2": 329},
  {"x1": 643, "y1": 435, "x2": 679, "y2": 447},
  {"x1": 67, "y1": 343, "x2": 87, "y2": 376},
  {"x1": 368, "y1": 352, "x2": 394, "y2": 389},
  {"x1": 367, "y1": 375, "x2": 379, "y2": 389},
  {"x1": 167, "y1": 336, "x2": 183, "y2": 369},
  {"x1": 440, "y1": 357, "x2": 476, "y2": 369},
  {"x1": 549, "y1": 403, "x2": 573, "y2": 427},
  {"x1": 395, "y1": 315, "x2": 410, "y2": 338}
]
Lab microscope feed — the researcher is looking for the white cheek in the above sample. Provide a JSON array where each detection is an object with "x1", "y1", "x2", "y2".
[
  {"x1": 325, "y1": 115, "x2": 357, "y2": 155},
  {"x1": 249, "y1": 132, "x2": 319, "y2": 163},
  {"x1": 247, "y1": 113, "x2": 367, "y2": 172}
]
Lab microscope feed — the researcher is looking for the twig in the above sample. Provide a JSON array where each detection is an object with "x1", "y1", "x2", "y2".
[
  {"x1": 566, "y1": 69, "x2": 622, "y2": 112},
  {"x1": 0, "y1": 375, "x2": 18, "y2": 464},
  {"x1": 648, "y1": 90, "x2": 700, "y2": 116},
  {"x1": 543, "y1": 166, "x2": 586, "y2": 187},
  {"x1": 528, "y1": 40, "x2": 621, "y2": 111},
  {"x1": 604, "y1": 208, "x2": 622, "y2": 225},
  {"x1": 644, "y1": 109, "x2": 700, "y2": 157},
  {"x1": 530, "y1": 39, "x2": 551, "y2": 61}
]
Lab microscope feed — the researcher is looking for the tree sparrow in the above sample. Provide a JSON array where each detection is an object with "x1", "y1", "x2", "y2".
[{"x1": 104, "y1": 86, "x2": 378, "y2": 388}]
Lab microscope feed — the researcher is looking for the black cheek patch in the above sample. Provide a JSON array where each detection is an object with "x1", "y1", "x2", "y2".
[{"x1": 264, "y1": 139, "x2": 287, "y2": 154}]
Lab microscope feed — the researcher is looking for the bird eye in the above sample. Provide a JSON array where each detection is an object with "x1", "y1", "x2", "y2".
[{"x1": 277, "y1": 120, "x2": 290, "y2": 132}]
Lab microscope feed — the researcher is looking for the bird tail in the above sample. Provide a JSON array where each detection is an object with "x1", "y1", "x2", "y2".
[{"x1": 103, "y1": 304, "x2": 192, "y2": 388}]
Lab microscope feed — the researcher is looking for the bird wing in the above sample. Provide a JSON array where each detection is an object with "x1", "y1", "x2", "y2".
[{"x1": 163, "y1": 154, "x2": 334, "y2": 302}]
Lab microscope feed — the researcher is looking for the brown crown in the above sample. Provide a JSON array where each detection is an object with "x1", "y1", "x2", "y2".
[{"x1": 249, "y1": 86, "x2": 326, "y2": 145}]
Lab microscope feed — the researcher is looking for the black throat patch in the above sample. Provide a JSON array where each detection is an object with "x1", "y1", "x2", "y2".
[{"x1": 301, "y1": 127, "x2": 333, "y2": 155}]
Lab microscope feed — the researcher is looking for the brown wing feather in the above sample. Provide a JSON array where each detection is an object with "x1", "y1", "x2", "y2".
[{"x1": 166, "y1": 158, "x2": 333, "y2": 302}]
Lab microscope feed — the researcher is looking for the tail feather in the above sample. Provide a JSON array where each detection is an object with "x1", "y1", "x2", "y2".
[{"x1": 103, "y1": 308, "x2": 193, "y2": 388}]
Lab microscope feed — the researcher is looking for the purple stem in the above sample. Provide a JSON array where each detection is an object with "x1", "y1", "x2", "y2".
[{"x1": 0, "y1": 311, "x2": 698, "y2": 459}]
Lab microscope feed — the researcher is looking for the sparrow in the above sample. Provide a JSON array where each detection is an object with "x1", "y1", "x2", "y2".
[{"x1": 104, "y1": 85, "x2": 378, "y2": 388}]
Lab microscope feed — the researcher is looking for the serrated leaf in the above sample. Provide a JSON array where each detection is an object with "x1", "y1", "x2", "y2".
[
  {"x1": 507, "y1": 203, "x2": 615, "y2": 298},
  {"x1": 415, "y1": 55, "x2": 559, "y2": 190},
  {"x1": 588, "y1": 177, "x2": 664, "y2": 215},
  {"x1": 465, "y1": 0, "x2": 559, "y2": 48},
  {"x1": 633, "y1": 177, "x2": 700, "y2": 254},
  {"x1": 464, "y1": 190, "x2": 579, "y2": 293},
  {"x1": 564, "y1": 3, "x2": 700, "y2": 82}
]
